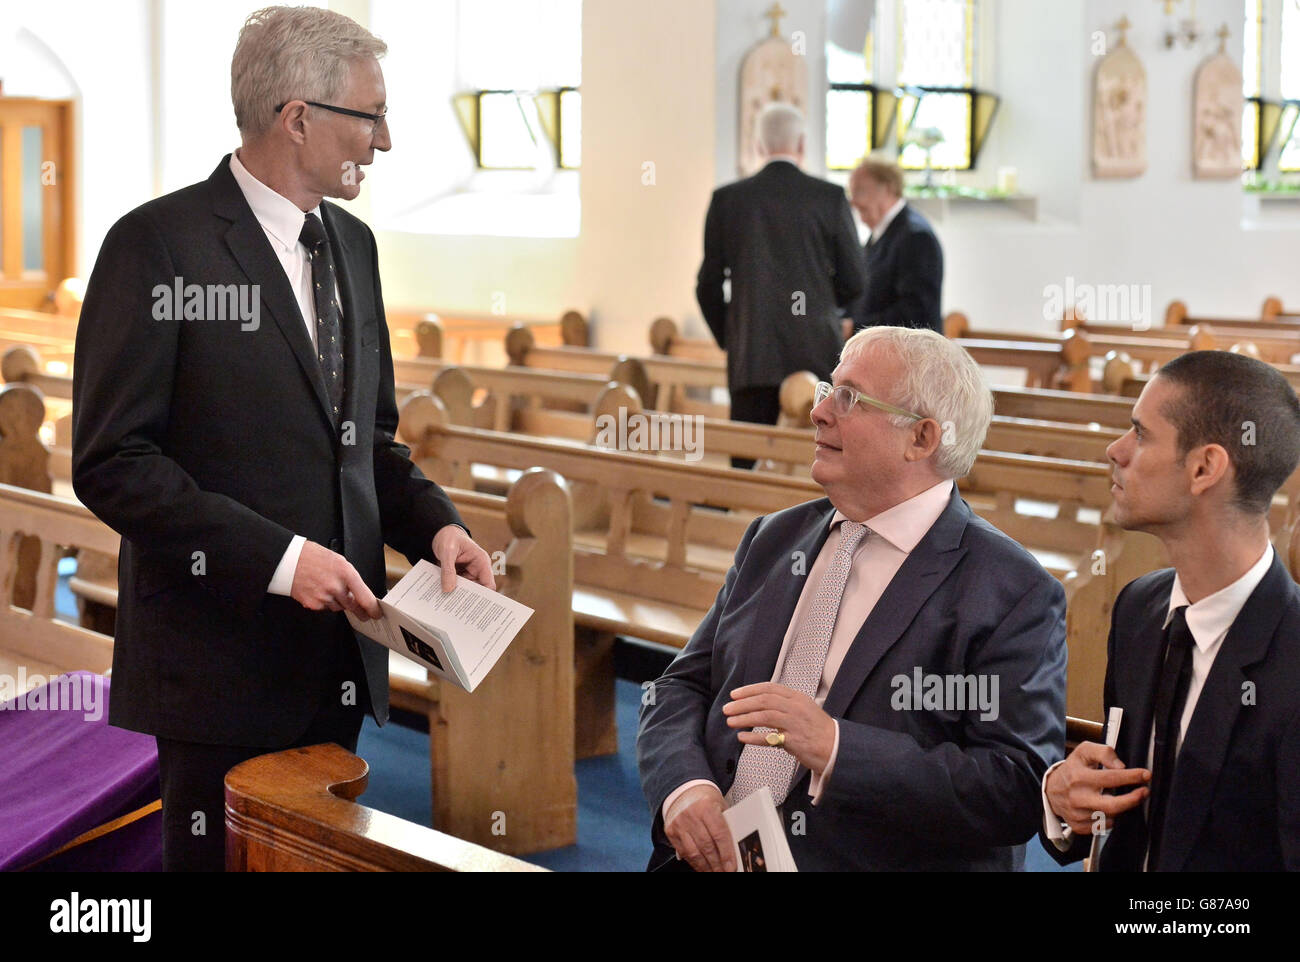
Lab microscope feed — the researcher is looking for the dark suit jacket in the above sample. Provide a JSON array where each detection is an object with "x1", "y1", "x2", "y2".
[
  {"x1": 638, "y1": 487, "x2": 1067, "y2": 871},
  {"x1": 1041, "y1": 556, "x2": 1300, "y2": 871},
  {"x1": 695, "y1": 160, "x2": 865, "y2": 391},
  {"x1": 72, "y1": 156, "x2": 463, "y2": 748},
  {"x1": 850, "y1": 203, "x2": 943, "y2": 335}
]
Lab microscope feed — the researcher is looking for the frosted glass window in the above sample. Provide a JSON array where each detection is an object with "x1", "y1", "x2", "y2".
[{"x1": 22, "y1": 126, "x2": 44, "y2": 273}]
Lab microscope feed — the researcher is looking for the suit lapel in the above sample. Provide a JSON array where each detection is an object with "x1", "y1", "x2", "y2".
[
  {"x1": 739, "y1": 502, "x2": 837, "y2": 689},
  {"x1": 821, "y1": 486, "x2": 969, "y2": 720},
  {"x1": 209, "y1": 158, "x2": 335, "y2": 430},
  {"x1": 1097, "y1": 580, "x2": 1170, "y2": 871},
  {"x1": 322, "y1": 203, "x2": 364, "y2": 426},
  {"x1": 1157, "y1": 556, "x2": 1288, "y2": 871}
]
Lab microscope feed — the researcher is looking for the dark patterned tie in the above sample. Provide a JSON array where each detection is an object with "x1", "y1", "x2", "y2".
[
  {"x1": 1145, "y1": 606, "x2": 1194, "y2": 869},
  {"x1": 299, "y1": 213, "x2": 345, "y2": 426}
]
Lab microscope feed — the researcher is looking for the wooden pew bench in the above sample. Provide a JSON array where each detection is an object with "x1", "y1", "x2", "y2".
[
  {"x1": 0, "y1": 426, "x2": 579, "y2": 855},
  {"x1": 225, "y1": 743, "x2": 546, "y2": 871}
]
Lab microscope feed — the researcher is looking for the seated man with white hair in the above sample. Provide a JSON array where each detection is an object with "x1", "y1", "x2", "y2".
[
  {"x1": 638, "y1": 327, "x2": 1067, "y2": 871},
  {"x1": 696, "y1": 102, "x2": 865, "y2": 467}
]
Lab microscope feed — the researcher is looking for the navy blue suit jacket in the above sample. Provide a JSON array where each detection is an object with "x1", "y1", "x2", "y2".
[
  {"x1": 1041, "y1": 555, "x2": 1300, "y2": 871},
  {"x1": 638, "y1": 487, "x2": 1067, "y2": 871},
  {"x1": 850, "y1": 203, "x2": 943, "y2": 335}
]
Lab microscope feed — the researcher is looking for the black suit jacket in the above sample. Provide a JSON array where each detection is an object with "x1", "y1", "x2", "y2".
[
  {"x1": 850, "y1": 203, "x2": 943, "y2": 335},
  {"x1": 1041, "y1": 555, "x2": 1300, "y2": 871},
  {"x1": 639, "y1": 487, "x2": 1067, "y2": 871},
  {"x1": 72, "y1": 156, "x2": 463, "y2": 747},
  {"x1": 695, "y1": 161, "x2": 865, "y2": 390}
]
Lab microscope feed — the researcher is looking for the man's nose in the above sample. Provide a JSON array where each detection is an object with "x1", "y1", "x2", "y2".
[
  {"x1": 1106, "y1": 434, "x2": 1127, "y2": 465},
  {"x1": 811, "y1": 397, "x2": 833, "y2": 428},
  {"x1": 373, "y1": 121, "x2": 392, "y2": 152}
]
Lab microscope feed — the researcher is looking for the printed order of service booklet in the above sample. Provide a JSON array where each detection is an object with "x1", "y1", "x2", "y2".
[
  {"x1": 724, "y1": 786, "x2": 798, "y2": 872},
  {"x1": 347, "y1": 560, "x2": 533, "y2": 693}
]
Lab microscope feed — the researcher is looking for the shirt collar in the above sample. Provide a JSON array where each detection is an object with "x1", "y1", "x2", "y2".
[
  {"x1": 871, "y1": 197, "x2": 907, "y2": 243},
  {"x1": 762, "y1": 155, "x2": 802, "y2": 169},
  {"x1": 1163, "y1": 544, "x2": 1274, "y2": 652},
  {"x1": 229, "y1": 150, "x2": 322, "y2": 253},
  {"x1": 829, "y1": 479, "x2": 954, "y2": 553}
]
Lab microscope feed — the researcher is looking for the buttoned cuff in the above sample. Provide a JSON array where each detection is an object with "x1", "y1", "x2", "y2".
[
  {"x1": 807, "y1": 720, "x2": 840, "y2": 805},
  {"x1": 1041, "y1": 759, "x2": 1073, "y2": 850},
  {"x1": 267, "y1": 534, "x2": 307, "y2": 596}
]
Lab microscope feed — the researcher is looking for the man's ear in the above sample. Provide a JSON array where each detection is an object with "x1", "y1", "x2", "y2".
[
  {"x1": 905, "y1": 418, "x2": 943, "y2": 463},
  {"x1": 1188, "y1": 443, "x2": 1232, "y2": 497},
  {"x1": 280, "y1": 102, "x2": 309, "y2": 145}
]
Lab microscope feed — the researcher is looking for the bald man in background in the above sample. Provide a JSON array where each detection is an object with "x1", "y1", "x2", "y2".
[{"x1": 696, "y1": 103, "x2": 865, "y2": 467}]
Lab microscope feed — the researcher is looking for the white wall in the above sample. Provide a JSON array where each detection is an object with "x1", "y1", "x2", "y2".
[
  {"x1": 4, "y1": 0, "x2": 156, "y2": 277},
  {"x1": 709, "y1": 0, "x2": 1300, "y2": 335},
  {"x1": 8, "y1": 0, "x2": 1300, "y2": 338}
]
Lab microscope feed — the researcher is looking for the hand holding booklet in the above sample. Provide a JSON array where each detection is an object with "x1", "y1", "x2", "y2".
[
  {"x1": 724, "y1": 786, "x2": 798, "y2": 872},
  {"x1": 346, "y1": 560, "x2": 533, "y2": 693}
]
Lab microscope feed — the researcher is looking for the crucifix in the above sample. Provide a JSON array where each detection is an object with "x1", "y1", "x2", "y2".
[
  {"x1": 765, "y1": 2, "x2": 786, "y2": 39},
  {"x1": 1216, "y1": 22, "x2": 1230, "y2": 54},
  {"x1": 1116, "y1": 15, "x2": 1131, "y2": 47}
]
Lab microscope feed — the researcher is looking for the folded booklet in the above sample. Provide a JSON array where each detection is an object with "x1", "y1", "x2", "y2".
[
  {"x1": 347, "y1": 560, "x2": 533, "y2": 693},
  {"x1": 723, "y1": 786, "x2": 799, "y2": 872}
]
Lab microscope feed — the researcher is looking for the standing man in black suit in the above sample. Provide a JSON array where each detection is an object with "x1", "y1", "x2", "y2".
[
  {"x1": 1041, "y1": 351, "x2": 1300, "y2": 870},
  {"x1": 847, "y1": 158, "x2": 943, "y2": 336},
  {"x1": 72, "y1": 5, "x2": 495, "y2": 871},
  {"x1": 696, "y1": 103, "x2": 864, "y2": 466}
]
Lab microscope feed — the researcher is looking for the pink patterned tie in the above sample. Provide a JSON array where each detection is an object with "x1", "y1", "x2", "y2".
[{"x1": 727, "y1": 521, "x2": 868, "y2": 806}]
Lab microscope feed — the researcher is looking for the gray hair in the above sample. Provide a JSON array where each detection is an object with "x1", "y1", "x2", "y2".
[
  {"x1": 231, "y1": 6, "x2": 387, "y2": 138},
  {"x1": 757, "y1": 102, "x2": 805, "y2": 155},
  {"x1": 841, "y1": 327, "x2": 993, "y2": 479}
]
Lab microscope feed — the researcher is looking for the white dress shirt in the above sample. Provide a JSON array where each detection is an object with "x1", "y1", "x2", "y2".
[
  {"x1": 227, "y1": 151, "x2": 342, "y2": 595},
  {"x1": 1041, "y1": 544, "x2": 1275, "y2": 861},
  {"x1": 663, "y1": 480, "x2": 955, "y2": 826},
  {"x1": 870, "y1": 197, "x2": 907, "y2": 244}
]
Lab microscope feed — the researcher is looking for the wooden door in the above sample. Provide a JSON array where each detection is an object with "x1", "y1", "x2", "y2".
[{"x1": 0, "y1": 98, "x2": 76, "y2": 311}]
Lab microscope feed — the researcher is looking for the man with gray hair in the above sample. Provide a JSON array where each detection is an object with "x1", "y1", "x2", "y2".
[
  {"x1": 696, "y1": 102, "x2": 865, "y2": 467},
  {"x1": 639, "y1": 327, "x2": 1067, "y2": 870},
  {"x1": 73, "y1": 6, "x2": 494, "y2": 870}
]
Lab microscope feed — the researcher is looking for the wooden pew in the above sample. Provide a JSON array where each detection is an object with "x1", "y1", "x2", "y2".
[
  {"x1": 0, "y1": 389, "x2": 578, "y2": 855},
  {"x1": 1170, "y1": 298, "x2": 1300, "y2": 330},
  {"x1": 224, "y1": 743, "x2": 545, "y2": 871},
  {"x1": 648, "y1": 316, "x2": 726, "y2": 363},
  {"x1": 396, "y1": 310, "x2": 588, "y2": 365},
  {"x1": 1260, "y1": 297, "x2": 1300, "y2": 323},
  {"x1": 1062, "y1": 314, "x2": 1300, "y2": 366}
]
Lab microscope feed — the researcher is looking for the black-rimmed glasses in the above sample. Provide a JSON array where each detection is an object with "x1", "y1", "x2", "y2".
[{"x1": 275, "y1": 100, "x2": 388, "y2": 135}]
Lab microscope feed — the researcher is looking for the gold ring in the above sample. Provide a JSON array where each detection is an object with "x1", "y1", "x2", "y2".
[{"x1": 765, "y1": 731, "x2": 786, "y2": 747}]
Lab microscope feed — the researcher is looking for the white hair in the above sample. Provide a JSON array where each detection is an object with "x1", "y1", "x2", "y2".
[
  {"x1": 841, "y1": 327, "x2": 994, "y2": 480},
  {"x1": 231, "y1": 6, "x2": 387, "y2": 138},
  {"x1": 757, "y1": 102, "x2": 805, "y2": 155}
]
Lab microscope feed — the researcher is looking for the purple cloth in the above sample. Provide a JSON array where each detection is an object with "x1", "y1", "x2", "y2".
[{"x1": 0, "y1": 671, "x2": 161, "y2": 871}]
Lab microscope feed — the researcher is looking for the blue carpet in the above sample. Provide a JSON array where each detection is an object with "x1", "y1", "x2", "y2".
[{"x1": 356, "y1": 677, "x2": 1077, "y2": 872}]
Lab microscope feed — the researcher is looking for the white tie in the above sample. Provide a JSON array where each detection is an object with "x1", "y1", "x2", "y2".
[{"x1": 728, "y1": 521, "x2": 868, "y2": 806}]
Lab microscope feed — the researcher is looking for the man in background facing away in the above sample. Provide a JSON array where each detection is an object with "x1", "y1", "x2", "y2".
[{"x1": 696, "y1": 103, "x2": 865, "y2": 467}]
